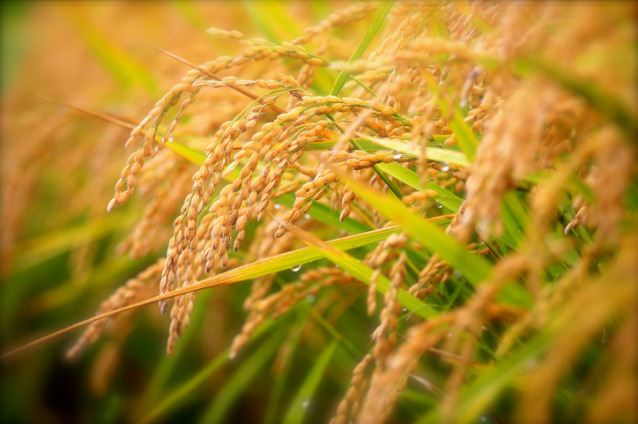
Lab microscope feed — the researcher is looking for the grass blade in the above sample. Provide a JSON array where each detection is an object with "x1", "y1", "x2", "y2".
[
  {"x1": 330, "y1": 0, "x2": 394, "y2": 96},
  {"x1": 340, "y1": 174, "x2": 532, "y2": 307},
  {"x1": 376, "y1": 162, "x2": 464, "y2": 212},
  {"x1": 199, "y1": 331, "x2": 284, "y2": 424},
  {"x1": 1, "y1": 222, "x2": 449, "y2": 359},
  {"x1": 447, "y1": 108, "x2": 479, "y2": 161},
  {"x1": 13, "y1": 212, "x2": 136, "y2": 272},
  {"x1": 283, "y1": 341, "x2": 339, "y2": 424},
  {"x1": 275, "y1": 219, "x2": 439, "y2": 320},
  {"x1": 366, "y1": 136, "x2": 470, "y2": 167}
]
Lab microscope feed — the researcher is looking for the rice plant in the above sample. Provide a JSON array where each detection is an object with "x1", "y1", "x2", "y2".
[{"x1": 2, "y1": 2, "x2": 636, "y2": 423}]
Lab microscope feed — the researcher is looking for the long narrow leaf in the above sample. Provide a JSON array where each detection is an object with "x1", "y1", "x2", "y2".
[
  {"x1": 199, "y1": 331, "x2": 284, "y2": 424},
  {"x1": 341, "y1": 174, "x2": 532, "y2": 307},
  {"x1": 366, "y1": 136, "x2": 470, "y2": 167},
  {"x1": 275, "y1": 220, "x2": 439, "y2": 320},
  {"x1": 376, "y1": 162, "x2": 464, "y2": 212},
  {"x1": 1, "y1": 221, "x2": 451, "y2": 359},
  {"x1": 283, "y1": 341, "x2": 339, "y2": 424},
  {"x1": 330, "y1": 0, "x2": 394, "y2": 96}
]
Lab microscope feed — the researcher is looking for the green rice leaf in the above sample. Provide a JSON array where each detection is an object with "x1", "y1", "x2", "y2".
[
  {"x1": 341, "y1": 174, "x2": 532, "y2": 307},
  {"x1": 376, "y1": 162, "x2": 464, "y2": 212},
  {"x1": 279, "y1": 221, "x2": 439, "y2": 320},
  {"x1": 13, "y1": 212, "x2": 136, "y2": 273},
  {"x1": 199, "y1": 331, "x2": 284, "y2": 424},
  {"x1": 448, "y1": 108, "x2": 479, "y2": 161},
  {"x1": 330, "y1": 0, "x2": 394, "y2": 96},
  {"x1": 283, "y1": 341, "x2": 339, "y2": 424},
  {"x1": 499, "y1": 191, "x2": 529, "y2": 249},
  {"x1": 264, "y1": 315, "x2": 305, "y2": 424},
  {"x1": 165, "y1": 141, "x2": 207, "y2": 167},
  {"x1": 365, "y1": 136, "x2": 470, "y2": 167}
]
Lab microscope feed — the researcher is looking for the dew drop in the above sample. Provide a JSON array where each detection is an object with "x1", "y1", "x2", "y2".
[
  {"x1": 436, "y1": 202, "x2": 442, "y2": 209},
  {"x1": 274, "y1": 203, "x2": 281, "y2": 210},
  {"x1": 441, "y1": 162, "x2": 450, "y2": 171},
  {"x1": 168, "y1": 136, "x2": 175, "y2": 142},
  {"x1": 393, "y1": 153, "x2": 402, "y2": 160},
  {"x1": 302, "y1": 400, "x2": 310, "y2": 408},
  {"x1": 304, "y1": 214, "x2": 311, "y2": 219},
  {"x1": 291, "y1": 264, "x2": 302, "y2": 272}
]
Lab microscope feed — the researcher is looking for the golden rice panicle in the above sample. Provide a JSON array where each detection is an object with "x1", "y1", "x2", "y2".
[
  {"x1": 107, "y1": 38, "x2": 312, "y2": 215},
  {"x1": 166, "y1": 291, "x2": 196, "y2": 355},
  {"x1": 230, "y1": 219, "x2": 297, "y2": 355},
  {"x1": 371, "y1": 252, "x2": 406, "y2": 368},
  {"x1": 157, "y1": 100, "x2": 272, "y2": 311},
  {"x1": 360, "y1": 251, "x2": 529, "y2": 422},
  {"x1": 358, "y1": 316, "x2": 453, "y2": 423},
  {"x1": 165, "y1": 213, "x2": 240, "y2": 355},
  {"x1": 67, "y1": 258, "x2": 165, "y2": 359},
  {"x1": 274, "y1": 167, "x2": 338, "y2": 238},
  {"x1": 232, "y1": 265, "x2": 353, "y2": 358},
  {"x1": 108, "y1": 61, "x2": 218, "y2": 211},
  {"x1": 119, "y1": 163, "x2": 192, "y2": 258},
  {"x1": 206, "y1": 27, "x2": 244, "y2": 41},
  {"x1": 460, "y1": 79, "x2": 559, "y2": 238},
  {"x1": 330, "y1": 353, "x2": 373, "y2": 424},
  {"x1": 564, "y1": 203, "x2": 589, "y2": 236},
  {"x1": 231, "y1": 281, "x2": 309, "y2": 358},
  {"x1": 240, "y1": 214, "x2": 303, "y2": 313},
  {"x1": 585, "y1": 127, "x2": 636, "y2": 245},
  {"x1": 366, "y1": 269, "x2": 381, "y2": 316},
  {"x1": 409, "y1": 254, "x2": 450, "y2": 298},
  {"x1": 293, "y1": 4, "x2": 375, "y2": 46},
  {"x1": 368, "y1": 5, "x2": 425, "y2": 63},
  {"x1": 516, "y1": 236, "x2": 638, "y2": 423}
]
